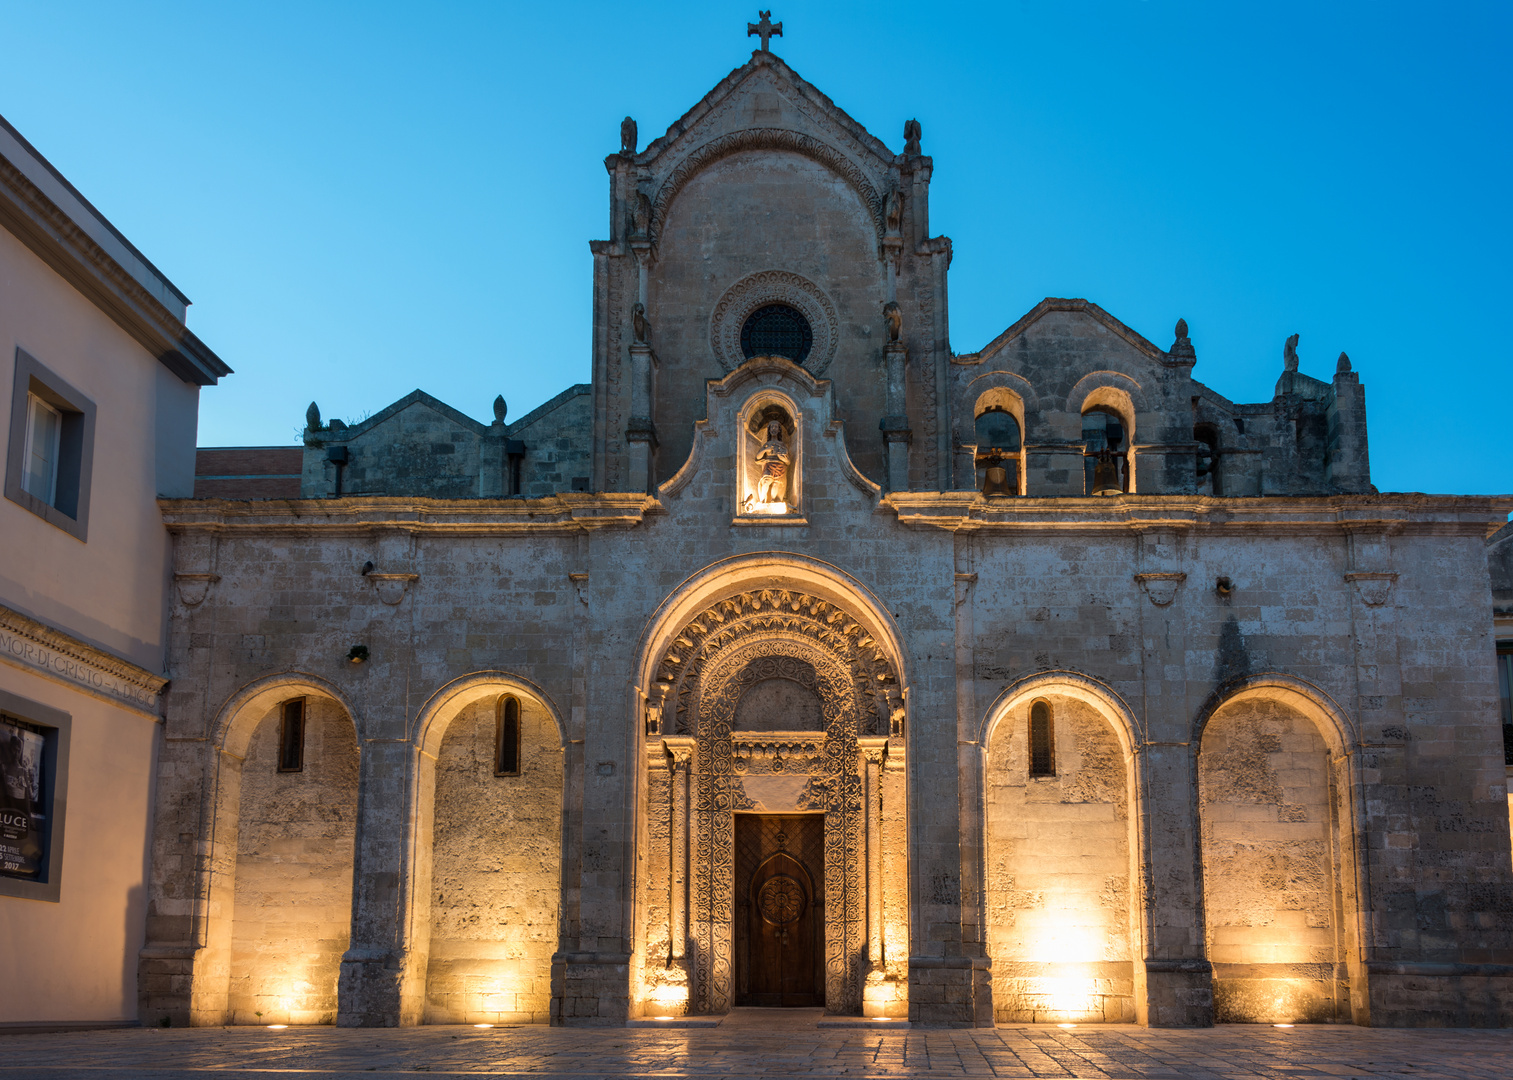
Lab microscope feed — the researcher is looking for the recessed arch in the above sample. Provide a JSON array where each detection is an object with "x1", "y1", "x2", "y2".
[{"x1": 211, "y1": 671, "x2": 362, "y2": 761}]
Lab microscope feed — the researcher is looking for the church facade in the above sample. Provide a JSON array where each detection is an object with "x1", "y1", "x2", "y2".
[{"x1": 139, "y1": 42, "x2": 1513, "y2": 1029}]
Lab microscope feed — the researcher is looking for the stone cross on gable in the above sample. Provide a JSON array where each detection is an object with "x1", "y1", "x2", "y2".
[{"x1": 747, "y1": 10, "x2": 782, "y2": 51}]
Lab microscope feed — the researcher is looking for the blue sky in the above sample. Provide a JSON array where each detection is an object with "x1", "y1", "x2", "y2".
[{"x1": 2, "y1": 2, "x2": 1509, "y2": 494}]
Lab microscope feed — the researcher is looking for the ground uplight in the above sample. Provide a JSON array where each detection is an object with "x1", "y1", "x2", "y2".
[
  {"x1": 266, "y1": 1024, "x2": 288, "y2": 1030},
  {"x1": 1274, "y1": 1023, "x2": 1295, "y2": 1029},
  {"x1": 474, "y1": 1023, "x2": 494, "y2": 1029},
  {"x1": 1057, "y1": 1023, "x2": 1077, "y2": 1029}
]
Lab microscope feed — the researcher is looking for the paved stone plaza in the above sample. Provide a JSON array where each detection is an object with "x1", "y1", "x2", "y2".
[{"x1": 3, "y1": 1013, "x2": 1513, "y2": 1079}]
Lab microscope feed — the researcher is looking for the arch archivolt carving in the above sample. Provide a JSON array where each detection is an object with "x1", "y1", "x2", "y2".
[
  {"x1": 651, "y1": 587, "x2": 897, "y2": 1016},
  {"x1": 650, "y1": 128, "x2": 884, "y2": 251}
]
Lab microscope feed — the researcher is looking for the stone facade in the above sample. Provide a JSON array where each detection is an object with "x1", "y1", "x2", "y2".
[{"x1": 138, "y1": 44, "x2": 1513, "y2": 1031}]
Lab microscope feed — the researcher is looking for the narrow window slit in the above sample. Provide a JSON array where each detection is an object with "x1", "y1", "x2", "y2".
[
  {"x1": 496, "y1": 696, "x2": 521, "y2": 776},
  {"x1": 278, "y1": 698, "x2": 306, "y2": 772},
  {"x1": 1029, "y1": 700, "x2": 1056, "y2": 777}
]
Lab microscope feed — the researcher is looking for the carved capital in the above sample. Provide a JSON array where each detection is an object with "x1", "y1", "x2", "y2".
[
  {"x1": 173, "y1": 572, "x2": 220, "y2": 607},
  {"x1": 1345, "y1": 571, "x2": 1397, "y2": 607},
  {"x1": 662, "y1": 736, "x2": 696, "y2": 770},
  {"x1": 858, "y1": 736, "x2": 889, "y2": 767},
  {"x1": 1134, "y1": 571, "x2": 1186, "y2": 607}
]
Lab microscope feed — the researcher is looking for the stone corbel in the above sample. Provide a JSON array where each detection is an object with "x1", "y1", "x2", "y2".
[
  {"x1": 365, "y1": 572, "x2": 418, "y2": 606},
  {"x1": 1345, "y1": 571, "x2": 1397, "y2": 608},
  {"x1": 569, "y1": 572, "x2": 590, "y2": 606},
  {"x1": 173, "y1": 572, "x2": 221, "y2": 607},
  {"x1": 1135, "y1": 572, "x2": 1187, "y2": 607}
]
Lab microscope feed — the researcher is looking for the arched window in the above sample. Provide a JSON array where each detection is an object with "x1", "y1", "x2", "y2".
[
  {"x1": 975, "y1": 408, "x2": 1021, "y2": 497},
  {"x1": 495, "y1": 695, "x2": 521, "y2": 776},
  {"x1": 1029, "y1": 700, "x2": 1055, "y2": 777},
  {"x1": 1082, "y1": 408, "x2": 1128, "y2": 495},
  {"x1": 277, "y1": 698, "x2": 306, "y2": 773},
  {"x1": 740, "y1": 304, "x2": 813, "y2": 364}
]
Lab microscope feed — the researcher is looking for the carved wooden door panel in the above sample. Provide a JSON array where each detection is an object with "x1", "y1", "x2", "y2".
[{"x1": 735, "y1": 814, "x2": 823, "y2": 1007}]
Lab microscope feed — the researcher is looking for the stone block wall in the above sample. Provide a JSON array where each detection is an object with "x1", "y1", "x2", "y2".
[
  {"x1": 1199, "y1": 699, "x2": 1342, "y2": 1023},
  {"x1": 985, "y1": 695, "x2": 1135, "y2": 1023},
  {"x1": 423, "y1": 697, "x2": 563, "y2": 1024},
  {"x1": 228, "y1": 698, "x2": 358, "y2": 1025}
]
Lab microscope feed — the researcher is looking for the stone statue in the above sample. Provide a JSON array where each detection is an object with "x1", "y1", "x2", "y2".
[
  {"x1": 620, "y1": 116, "x2": 637, "y2": 156},
  {"x1": 884, "y1": 188, "x2": 902, "y2": 233},
  {"x1": 633, "y1": 191, "x2": 651, "y2": 237},
  {"x1": 305, "y1": 401, "x2": 321, "y2": 431},
  {"x1": 632, "y1": 302, "x2": 650, "y2": 344},
  {"x1": 882, "y1": 300, "x2": 902, "y2": 343},
  {"x1": 903, "y1": 118, "x2": 922, "y2": 158},
  {"x1": 493, "y1": 395, "x2": 507, "y2": 424},
  {"x1": 753, "y1": 420, "x2": 790, "y2": 506},
  {"x1": 1283, "y1": 333, "x2": 1300, "y2": 373},
  {"x1": 1337, "y1": 351, "x2": 1352, "y2": 374}
]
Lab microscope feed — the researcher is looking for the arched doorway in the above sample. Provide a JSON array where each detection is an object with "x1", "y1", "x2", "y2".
[{"x1": 635, "y1": 559, "x2": 909, "y2": 1017}]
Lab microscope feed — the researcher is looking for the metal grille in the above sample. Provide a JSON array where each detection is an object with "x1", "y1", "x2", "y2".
[{"x1": 740, "y1": 304, "x2": 813, "y2": 364}]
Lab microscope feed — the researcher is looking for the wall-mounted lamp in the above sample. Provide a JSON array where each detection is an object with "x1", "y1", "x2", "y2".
[
  {"x1": 361, "y1": 561, "x2": 374, "y2": 575},
  {"x1": 347, "y1": 645, "x2": 370, "y2": 665},
  {"x1": 1215, "y1": 576, "x2": 1233, "y2": 598}
]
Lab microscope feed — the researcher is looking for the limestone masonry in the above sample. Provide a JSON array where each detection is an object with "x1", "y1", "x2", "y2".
[{"x1": 142, "y1": 42, "x2": 1513, "y2": 1030}]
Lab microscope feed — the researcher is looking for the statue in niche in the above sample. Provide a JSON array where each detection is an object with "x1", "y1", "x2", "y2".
[
  {"x1": 882, "y1": 300, "x2": 902, "y2": 343},
  {"x1": 884, "y1": 188, "x2": 902, "y2": 233},
  {"x1": 1283, "y1": 333, "x2": 1300, "y2": 372},
  {"x1": 632, "y1": 191, "x2": 651, "y2": 237},
  {"x1": 632, "y1": 302, "x2": 650, "y2": 344},
  {"x1": 744, "y1": 414, "x2": 793, "y2": 513}
]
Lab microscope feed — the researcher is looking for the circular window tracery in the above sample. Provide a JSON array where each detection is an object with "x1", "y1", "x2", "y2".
[{"x1": 740, "y1": 304, "x2": 813, "y2": 364}]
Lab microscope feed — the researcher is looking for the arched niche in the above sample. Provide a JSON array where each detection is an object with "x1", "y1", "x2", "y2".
[
  {"x1": 979, "y1": 673, "x2": 1143, "y2": 1024},
  {"x1": 1195, "y1": 678, "x2": 1362, "y2": 1024},
  {"x1": 973, "y1": 387, "x2": 1026, "y2": 497},
  {"x1": 736, "y1": 390, "x2": 803, "y2": 519},
  {"x1": 411, "y1": 673, "x2": 566, "y2": 1025},
  {"x1": 199, "y1": 673, "x2": 362, "y2": 1026}
]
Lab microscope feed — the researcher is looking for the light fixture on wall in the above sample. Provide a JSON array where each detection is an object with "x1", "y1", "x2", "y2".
[
  {"x1": 347, "y1": 645, "x2": 370, "y2": 665},
  {"x1": 1215, "y1": 576, "x2": 1233, "y2": 597}
]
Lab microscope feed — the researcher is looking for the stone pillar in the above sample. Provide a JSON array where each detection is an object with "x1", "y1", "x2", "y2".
[
  {"x1": 1326, "y1": 359, "x2": 1370, "y2": 492},
  {"x1": 1024, "y1": 442, "x2": 1087, "y2": 496},
  {"x1": 664, "y1": 737, "x2": 695, "y2": 965},
  {"x1": 860, "y1": 737, "x2": 887, "y2": 966},
  {"x1": 880, "y1": 340, "x2": 910, "y2": 494},
  {"x1": 626, "y1": 343, "x2": 657, "y2": 495}
]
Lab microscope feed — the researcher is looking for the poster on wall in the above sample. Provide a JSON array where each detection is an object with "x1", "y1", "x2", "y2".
[{"x1": 0, "y1": 715, "x2": 46, "y2": 878}]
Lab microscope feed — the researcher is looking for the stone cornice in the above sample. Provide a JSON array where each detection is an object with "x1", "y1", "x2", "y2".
[
  {"x1": 159, "y1": 493, "x2": 664, "y2": 535},
  {"x1": 883, "y1": 492, "x2": 1513, "y2": 537},
  {"x1": 0, "y1": 603, "x2": 167, "y2": 719},
  {"x1": 0, "y1": 149, "x2": 230, "y2": 386}
]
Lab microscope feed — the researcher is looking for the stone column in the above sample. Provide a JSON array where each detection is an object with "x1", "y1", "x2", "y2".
[
  {"x1": 664, "y1": 737, "x2": 696, "y2": 965},
  {"x1": 626, "y1": 343, "x2": 657, "y2": 495},
  {"x1": 859, "y1": 737, "x2": 888, "y2": 967},
  {"x1": 881, "y1": 340, "x2": 910, "y2": 494}
]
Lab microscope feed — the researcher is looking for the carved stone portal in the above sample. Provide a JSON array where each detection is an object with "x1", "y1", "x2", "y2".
[{"x1": 645, "y1": 587, "x2": 903, "y2": 1015}]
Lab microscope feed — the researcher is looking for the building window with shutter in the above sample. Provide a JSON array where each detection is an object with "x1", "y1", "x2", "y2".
[
  {"x1": 1029, "y1": 700, "x2": 1056, "y2": 778},
  {"x1": 5, "y1": 349, "x2": 97, "y2": 541},
  {"x1": 495, "y1": 696, "x2": 521, "y2": 776},
  {"x1": 278, "y1": 699, "x2": 306, "y2": 773}
]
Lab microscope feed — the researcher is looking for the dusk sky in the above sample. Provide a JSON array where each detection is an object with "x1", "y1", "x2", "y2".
[{"x1": 2, "y1": 2, "x2": 1508, "y2": 495}]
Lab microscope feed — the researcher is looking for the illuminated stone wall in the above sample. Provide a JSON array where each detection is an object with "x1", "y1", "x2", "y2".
[
  {"x1": 1200, "y1": 699, "x2": 1340, "y2": 1022},
  {"x1": 423, "y1": 697, "x2": 563, "y2": 1024},
  {"x1": 228, "y1": 698, "x2": 358, "y2": 1025},
  {"x1": 985, "y1": 695, "x2": 1134, "y2": 1023}
]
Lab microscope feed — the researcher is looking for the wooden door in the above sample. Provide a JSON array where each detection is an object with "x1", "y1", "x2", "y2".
[{"x1": 735, "y1": 814, "x2": 823, "y2": 1006}]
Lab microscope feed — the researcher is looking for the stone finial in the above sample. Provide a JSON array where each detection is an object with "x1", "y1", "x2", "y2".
[
  {"x1": 882, "y1": 300, "x2": 902, "y2": 343},
  {"x1": 1283, "y1": 333, "x2": 1300, "y2": 373},
  {"x1": 1336, "y1": 351, "x2": 1352, "y2": 374},
  {"x1": 903, "y1": 118, "x2": 922, "y2": 158},
  {"x1": 1170, "y1": 317, "x2": 1195, "y2": 360},
  {"x1": 493, "y1": 395, "x2": 507, "y2": 424},
  {"x1": 306, "y1": 401, "x2": 321, "y2": 431},
  {"x1": 620, "y1": 116, "x2": 637, "y2": 156}
]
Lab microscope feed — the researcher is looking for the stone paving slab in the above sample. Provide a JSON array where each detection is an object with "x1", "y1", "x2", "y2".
[{"x1": 1, "y1": 1022, "x2": 1511, "y2": 1079}]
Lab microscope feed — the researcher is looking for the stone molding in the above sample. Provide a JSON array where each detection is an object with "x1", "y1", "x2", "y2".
[
  {"x1": 709, "y1": 270, "x2": 840, "y2": 376},
  {"x1": 0, "y1": 150, "x2": 229, "y2": 386},
  {"x1": 0, "y1": 602, "x2": 167, "y2": 718}
]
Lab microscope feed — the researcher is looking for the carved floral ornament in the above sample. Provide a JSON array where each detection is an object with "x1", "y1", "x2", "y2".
[{"x1": 710, "y1": 270, "x2": 839, "y2": 376}]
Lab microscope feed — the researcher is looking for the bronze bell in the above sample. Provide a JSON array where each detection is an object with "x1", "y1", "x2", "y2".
[
  {"x1": 980, "y1": 457, "x2": 1017, "y2": 497},
  {"x1": 1090, "y1": 452, "x2": 1123, "y2": 496}
]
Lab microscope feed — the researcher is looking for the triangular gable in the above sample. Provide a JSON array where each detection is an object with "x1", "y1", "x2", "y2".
[
  {"x1": 958, "y1": 298, "x2": 1173, "y2": 366},
  {"x1": 637, "y1": 50, "x2": 896, "y2": 169},
  {"x1": 339, "y1": 389, "x2": 489, "y2": 439}
]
